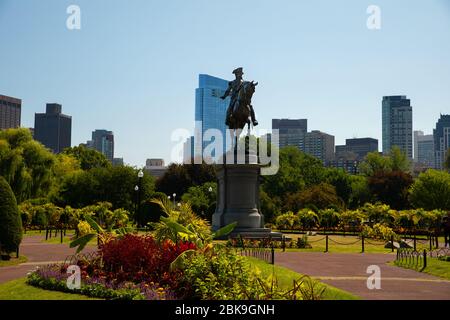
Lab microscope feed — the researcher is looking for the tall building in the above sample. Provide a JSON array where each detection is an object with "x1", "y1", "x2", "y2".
[
  {"x1": 145, "y1": 158, "x2": 167, "y2": 178},
  {"x1": 87, "y1": 130, "x2": 114, "y2": 162},
  {"x1": 382, "y1": 95, "x2": 413, "y2": 159},
  {"x1": 183, "y1": 136, "x2": 195, "y2": 163},
  {"x1": 34, "y1": 103, "x2": 72, "y2": 153},
  {"x1": 336, "y1": 138, "x2": 378, "y2": 160},
  {"x1": 272, "y1": 119, "x2": 307, "y2": 149},
  {"x1": 413, "y1": 130, "x2": 423, "y2": 162},
  {"x1": 112, "y1": 158, "x2": 124, "y2": 166},
  {"x1": 303, "y1": 130, "x2": 335, "y2": 163},
  {"x1": 413, "y1": 131, "x2": 434, "y2": 169},
  {"x1": 0, "y1": 94, "x2": 21, "y2": 130},
  {"x1": 434, "y1": 114, "x2": 450, "y2": 170},
  {"x1": 195, "y1": 74, "x2": 230, "y2": 160}
]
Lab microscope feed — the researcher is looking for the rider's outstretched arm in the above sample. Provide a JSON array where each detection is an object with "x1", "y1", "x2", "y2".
[{"x1": 220, "y1": 83, "x2": 232, "y2": 100}]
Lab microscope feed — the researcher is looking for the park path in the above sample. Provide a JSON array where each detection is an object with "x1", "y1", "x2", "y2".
[
  {"x1": 275, "y1": 252, "x2": 450, "y2": 300},
  {"x1": 0, "y1": 234, "x2": 95, "y2": 284}
]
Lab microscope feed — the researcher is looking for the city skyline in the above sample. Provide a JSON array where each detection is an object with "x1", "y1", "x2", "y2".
[{"x1": 1, "y1": 0, "x2": 450, "y2": 166}]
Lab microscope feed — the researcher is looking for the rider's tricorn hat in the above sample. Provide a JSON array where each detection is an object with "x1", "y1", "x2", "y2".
[{"x1": 232, "y1": 67, "x2": 244, "y2": 75}]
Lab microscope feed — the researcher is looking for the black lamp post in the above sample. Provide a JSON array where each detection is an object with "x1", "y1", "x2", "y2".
[{"x1": 136, "y1": 170, "x2": 144, "y2": 226}]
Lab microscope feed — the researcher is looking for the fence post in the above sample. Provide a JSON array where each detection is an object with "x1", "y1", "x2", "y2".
[
  {"x1": 271, "y1": 245, "x2": 275, "y2": 265},
  {"x1": 325, "y1": 235, "x2": 329, "y2": 253},
  {"x1": 391, "y1": 235, "x2": 394, "y2": 253},
  {"x1": 361, "y1": 235, "x2": 365, "y2": 253},
  {"x1": 423, "y1": 249, "x2": 427, "y2": 270},
  {"x1": 413, "y1": 235, "x2": 417, "y2": 251}
]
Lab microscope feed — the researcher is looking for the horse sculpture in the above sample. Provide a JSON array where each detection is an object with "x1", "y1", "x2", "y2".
[{"x1": 227, "y1": 80, "x2": 258, "y2": 149}]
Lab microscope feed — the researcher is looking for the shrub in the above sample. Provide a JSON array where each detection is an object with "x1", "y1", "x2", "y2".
[
  {"x1": 0, "y1": 176, "x2": 23, "y2": 254},
  {"x1": 318, "y1": 208, "x2": 340, "y2": 229},
  {"x1": 274, "y1": 212, "x2": 300, "y2": 230},
  {"x1": 297, "y1": 208, "x2": 320, "y2": 229},
  {"x1": 99, "y1": 234, "x2": 195, "y2": 294},
  {"x1": 362, "y1": 223, "x2": 397, "y2": 241}
]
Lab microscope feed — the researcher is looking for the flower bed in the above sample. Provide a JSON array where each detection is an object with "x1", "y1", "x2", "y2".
[{"x1": 27, "y1": 234, "x2": 195, "y2": 300}]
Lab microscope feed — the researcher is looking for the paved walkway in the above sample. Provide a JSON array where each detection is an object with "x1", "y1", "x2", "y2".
[
  {"x1": 275, "y1": 252, "x2": 450, "y2": 300},
  {"x1": 0, "y1": 235, "x2": 95, "y2": 284}
]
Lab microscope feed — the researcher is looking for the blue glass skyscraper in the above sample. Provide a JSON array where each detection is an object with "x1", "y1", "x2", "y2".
[{"x1": 194, "y1": 74, "x2": 230, "y2": 160}]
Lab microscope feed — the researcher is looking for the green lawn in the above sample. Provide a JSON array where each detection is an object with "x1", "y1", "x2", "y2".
[
  {"x1": 246, "y1": 257, "x2": 359, "y2": 300},
  {"x1": 393, "y1": 257, "x2": 450, "y2": 280},
  {"x1": 0, "y1": 278, "x2": 98, "y2": 300},
  {"x1": 0, "y1": 255, "x2": 27, "y2": 268}
]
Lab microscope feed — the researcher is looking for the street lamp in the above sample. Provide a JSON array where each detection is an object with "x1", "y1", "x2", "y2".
[
  {"x1": 134, "y1": 185, "x2": 139, "y2": 224},
  {"x1": 172, "y1": 193, "x2": 176, "y2": 207},
  {"x1": 136, "y1": 170, "x2": 144, "y2": 226}
]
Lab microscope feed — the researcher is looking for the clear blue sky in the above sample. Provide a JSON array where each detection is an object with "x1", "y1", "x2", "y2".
[{"x1": 1, "y1": 0, "x2": 449, "y2": 166}]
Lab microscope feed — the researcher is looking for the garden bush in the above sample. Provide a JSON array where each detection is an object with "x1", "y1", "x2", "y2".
[
  {"x1": 99, "y1": 234, "x2": 195, "y2": 295},
  {"x1": 0, "y1": 176, "x2": 23, "y2": 254}
]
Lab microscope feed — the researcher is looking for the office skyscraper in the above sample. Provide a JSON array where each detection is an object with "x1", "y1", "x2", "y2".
[
  {"x1": 0, "y1": 94, "x2": 21, "y2": 130},
  {"x1": 414, "y1": 131, "x2": 435, "y2": 169},
  {"x1": 272, "y1": 119, "x2": 308, "y2": 149},
  {"x1": 87, "y1": 130, "x2": 114, "y2": 162},
  {"x1": 303, "y1": 130, "x2": 335, "y2": 163},
  {"x1": 434, "y1": 114, "x2": 450, "y2": 170},
  {"x1": 34, "y1": 103, "x2": 72, "y2": 153},
  {"x1": 382, "y1": 96, "x2": 413, "y2": 159},
  {"x1": 195, "y1": 74, "x2": 230, "y2": 160},
  {"x1": 335, "y1": 138, "x2": 378, "y2": 160}
]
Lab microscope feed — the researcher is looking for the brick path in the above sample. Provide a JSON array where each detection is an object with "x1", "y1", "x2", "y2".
[
  {"x1": 0, "y1": 235, "x2": 95, "y2": 284},
  {"x1": 275, "y1": 252, "x2": 450, "y2": 300}
]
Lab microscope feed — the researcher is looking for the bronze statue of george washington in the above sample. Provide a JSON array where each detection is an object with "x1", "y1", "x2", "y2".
[{"x1": 220, "y1": 67, "x2": 258, "y2": 128}]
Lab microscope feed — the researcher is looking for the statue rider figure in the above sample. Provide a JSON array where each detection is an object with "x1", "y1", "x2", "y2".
[{"x1": 221, "y1": 67, "x2": 258, "y2": 127}]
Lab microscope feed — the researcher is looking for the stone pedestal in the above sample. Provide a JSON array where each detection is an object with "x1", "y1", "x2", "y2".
[{"x1": 212, "y1": 149, "x2": 281, "y2": 239}]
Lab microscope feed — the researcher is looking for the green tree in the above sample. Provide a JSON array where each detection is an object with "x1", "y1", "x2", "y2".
[
  {"x1": 0, "y1": 177, "x2": 23, "y2": 254},
  {"x1": 260, "y1": 189, "x2": 280, "y2": 224},
  {"x1": 290, "y1": 183, "x2": 343, "y2": 211},
  {"x1": 368, "y1": 170, "x2": 413, "y2": 210},
  {"x1": 0, "y1": 128, "x2": 56, "y2": 202},
  {"x1": 358, "y1": 152, "x2": 391, "y2": 176},
  {"x1": 324, "y1": 168, "x2": 352, "y2": 206},
  {"x1": 359, "y1": 146, "x2": 410, "y2": 176},
  {"x1": 410, "y1": 169, "x2": 450, "y2": 210},
  {"x1": 181, "y1": 182, "x2": 217, "y2": 220},
  {"x1": 262, "y1": 147, "x2": 325, "y2": 199},
  {"x1": 57, "y1": 165, "x2": 155, "y2": 211},
  {"x1": 62, "y1": 145, "x2": 111, "y2": 170},
  {"x1": 348, "y1": 175, "x2": 372, "y2": 209},
  {"x1": 445, "y1": 149, "x2": 450, "y2": 171},
  {"x1": 156, "y1": 162, "x2": 216, "y2": 197}
]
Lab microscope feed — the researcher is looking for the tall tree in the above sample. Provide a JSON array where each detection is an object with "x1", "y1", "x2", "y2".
[
  {"x1": 0, "y1": 128, "x2": 55, "y2": 202},
  {"x1": 0, "y1": 176, "x2": 23, "y2": 255},
  {"x1": 63, "y1": 145, "x2": 111, "y2": 170},
  {"x1": 410, "y1": 169, "x2": 450, "y2": 210},
  {"x1": 368, "y1": 170, "x2": 413, "y2": 210},
  {"x1": 262, "y1": 146, "x2": 325, "y2": 199}
]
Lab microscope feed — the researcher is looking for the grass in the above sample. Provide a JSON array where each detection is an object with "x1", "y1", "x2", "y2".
[
  {"x1": 0, "y1": 255, "x2": 28, "y2": 267},
  {"x1": 246, "y1": 257, "x2": 359, "y2": 300},
  {"x1": 392, "y1": 257, "x2": 450, "y2": 280},
  {"x1": 0, "y1": 278, "x2": 99, "y2": 300}
]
